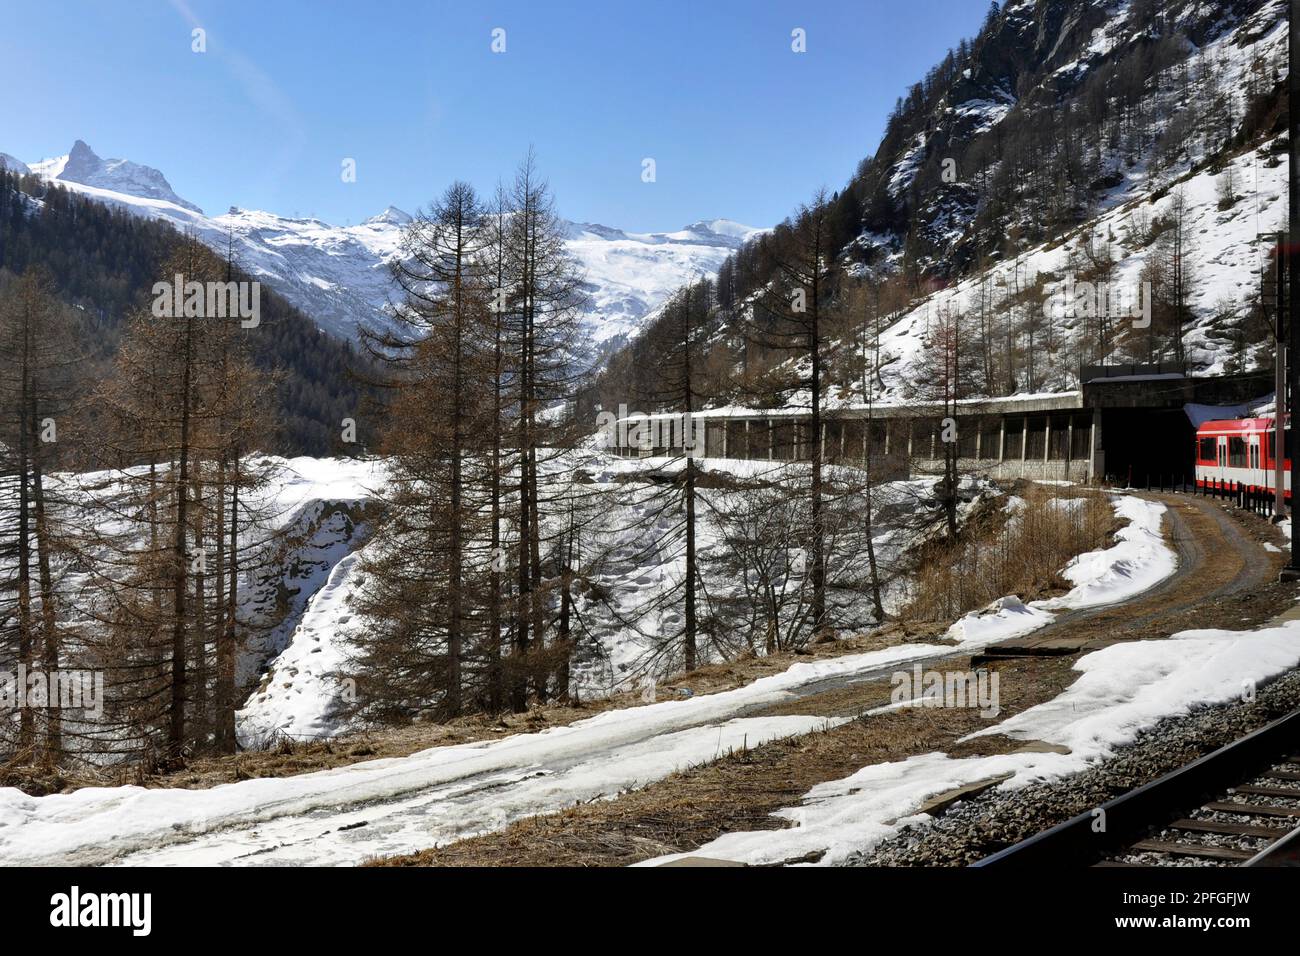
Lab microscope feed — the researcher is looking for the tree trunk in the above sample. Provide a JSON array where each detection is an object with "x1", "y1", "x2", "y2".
[
  {"x1": 215, "y1": 452, "x2": 240, "y2": 753},
  {"x1": 169, "y1": 314, "x2": 195, "y2": 760},
  {"x1": 31, "y1": 444, "x2": 60, "y2": 762},
  {"x1": 15, "y1": 318, "x2": 34, "y2": 751},
  {"x1": 191, "y1": 467, "x2": 208, "y2": 746},
  {"x1": 809, "y1": 259, "x2": 827, "y2": 641}
]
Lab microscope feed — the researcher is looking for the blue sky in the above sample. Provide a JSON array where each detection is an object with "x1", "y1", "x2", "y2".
[{"x1": 1, "y1": 0, "x2": 990, "y2": 232}]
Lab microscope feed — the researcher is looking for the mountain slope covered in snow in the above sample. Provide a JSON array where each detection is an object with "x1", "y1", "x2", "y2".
[
  {"x1": 845, "y1": 0, "x2": 1290, "y2": 396},
  {"x1": 845, "y1": 0, "x2": 1287, "y2": 282},
  {"x1": 8, "y1": 140, "x2": 763, "y2": 344},
  {"x1": 597, "y1": 0, "x2": 1289, "y2": 413}
]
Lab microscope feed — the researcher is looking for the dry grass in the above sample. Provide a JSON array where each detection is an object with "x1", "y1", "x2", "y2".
[
  {"x1": 0, "y1": 749, "x2": 116, "y2": 797},
  {"x1": 903, "y1": 485, "x2": 1116, "y2": 623}
]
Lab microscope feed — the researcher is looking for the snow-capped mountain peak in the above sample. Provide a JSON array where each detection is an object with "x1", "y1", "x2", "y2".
[
  {"x1": 364, "y1": 205, "x2": 413, "y2": 227},
  {"x1": 29, "y1": 140, "x2": 202, "y2": 214},
  {"x1": 565, "y1": 221, "x2": 632, "y2": 242},
  {"x1": 562, "y1": 217, "x2": 764, "y2": 345},
  {"x1": 8, "y1": 140, "x2": 762, "y2": 345},
  {"x1": 682, "y1": 218, "x2": 766, "y2": 242},
  {"x1": 567, "y1": 218, "x2": 766, "y2": 249}
]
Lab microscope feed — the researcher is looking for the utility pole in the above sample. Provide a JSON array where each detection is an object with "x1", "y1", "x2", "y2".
[
  {"x1": 1275, "y1": 233, "x2": 1286, "y2": 519},
  {"x1": 1286, "y1": 0, "x2": 1300, "y2": 580}
]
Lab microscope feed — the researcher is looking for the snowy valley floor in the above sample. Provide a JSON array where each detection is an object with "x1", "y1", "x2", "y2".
[
  {"x1": 1, "y1": 490, "x2": 1294, "y2": 867},
  {"x1": 374, "y1": 493, "x2": 1300, "y2": 867}
]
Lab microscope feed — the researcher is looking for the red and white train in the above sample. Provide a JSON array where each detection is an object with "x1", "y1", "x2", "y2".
[{"x1": 1195, "y1": 415, "x2": 1292, "y2": 502}]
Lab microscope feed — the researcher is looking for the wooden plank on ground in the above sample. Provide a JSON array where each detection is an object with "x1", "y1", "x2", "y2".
[
  {"x1": 1131, "y1": 839, "x2": 1254, "y2": 862},
  {"x1": 1167, "y1": 819, "x2": 1287, "y2": 839},
  {"x1": 917, "y1": 773, "x2": 1015, "y2": 817}
]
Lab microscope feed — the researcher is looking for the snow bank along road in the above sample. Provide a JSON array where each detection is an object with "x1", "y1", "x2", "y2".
[
  {"x1": 977, "y1": 491, "x2": 1283, "y2": 660},
  {"x1": 0, "y1": 494, "x2": 1187, "y2": 866}
]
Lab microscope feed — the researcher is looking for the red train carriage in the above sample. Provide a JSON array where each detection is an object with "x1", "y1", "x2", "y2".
[{"x1": 1194, "y1": 416, "x2": 1292, "y2": 503}]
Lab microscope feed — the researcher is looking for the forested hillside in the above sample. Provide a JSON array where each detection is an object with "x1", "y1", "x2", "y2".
[
  {"x1": 0, "y1": 166, "x2": 374, "y2": 457},
  {"x1": 589, "y1": 0, "x2": 1289, "y2": 415}
]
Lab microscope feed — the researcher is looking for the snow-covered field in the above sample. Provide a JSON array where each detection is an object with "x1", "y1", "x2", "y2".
[
  {"x1": 640, "y1": 621, "x2": 1300, "y2": 867},
  {"x1": 0, "y1": 709, "x2": 838, "y2": 866},
  {"x1": 0, "y1": 490, "x2": 1179, "y2": 866}
]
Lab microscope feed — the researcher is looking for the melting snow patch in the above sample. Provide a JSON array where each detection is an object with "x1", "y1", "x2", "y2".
[
  {"x1": 1039, "y1": 495, "x2": 1174, "y2": 611},
  {"x1": 641, "y1": 621, "x2": 1300, "y2": 867},
  {"x1": 944, "y1": 495, "x2": 1173, "y2": 646}
]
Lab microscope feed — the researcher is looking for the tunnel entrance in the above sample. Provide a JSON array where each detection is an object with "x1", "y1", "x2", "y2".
[
  {"x1": 1100, "y1": 407, "x2": 1194, "y2": 488},
  {"x1": 1083, "y1": 365, "x2": 1272, "y2": 489}
]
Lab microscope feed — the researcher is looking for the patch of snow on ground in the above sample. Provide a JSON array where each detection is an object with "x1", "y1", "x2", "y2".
[
  {"x1": 641, "y1": 620, "x2": 1300, "y2": 867},
  {"x1": 947, "y1": 495, "x2": 1172, "y2": 645}
]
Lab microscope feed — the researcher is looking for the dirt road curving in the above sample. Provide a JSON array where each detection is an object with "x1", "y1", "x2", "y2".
[{"x1": 978, "y1": 492, "x2": 1287, "y2": 660}]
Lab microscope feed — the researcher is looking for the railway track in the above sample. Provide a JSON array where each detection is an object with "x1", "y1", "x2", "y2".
[{"x1": 972, "y1": 708, "x2": 1300, "y2": 867}]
